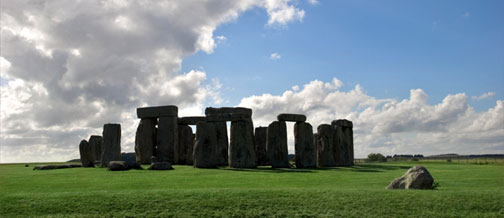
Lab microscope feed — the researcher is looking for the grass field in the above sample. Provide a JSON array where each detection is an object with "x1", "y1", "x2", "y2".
[{"x1": 1, "y1": 161, "x2": 503, "y2": 217}]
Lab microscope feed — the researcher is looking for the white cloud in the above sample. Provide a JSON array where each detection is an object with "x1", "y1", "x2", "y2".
[
  {"x1": 239, "y1": 78, "x2": 504, "y2": 157},
  {"x1": 472, "y1": 92, "x2": 496, "y2": 101},
  {"x1": 270, "y1": 52, "x2": 281, "y2": 60},
  {"x1": 0, "y1": 0, "x2": 306, "y2": 163}
]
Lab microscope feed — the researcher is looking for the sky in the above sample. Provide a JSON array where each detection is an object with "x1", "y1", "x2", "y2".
[{"x1": 1, "y1": 0, "x2": 503, "y2": 163}]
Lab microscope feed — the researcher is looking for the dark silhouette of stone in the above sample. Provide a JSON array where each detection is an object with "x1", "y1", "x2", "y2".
[
  {"x1": 177, "y1": 124, "x2": 193, "y2": 165},
  {"x1": 206, "y1": 113, "x2": 251, "y2": 122},
  {"x1": 157, "y1": 116, "x2": 178, "y2": 163},
  {"x1": 149, "y1": 162, "x2": 174, "y2": 170},
  {"x1": 88, "y1": 135, "x2": 102, "y2": 164},
  {"x1": 267, "y1": 121, "x2": 289, "y2": 168},
  {"x1": 387, "y1": 166, "x2": 434, "y2": 189},
  {"x1": 101, "y1": 123, "x2": 121, "y2": 167},
  {"x1": 193, "y1": 122, "x2": 217, "y2": 168},
  {"x1": 79, "y1": 140, "x2": 94, "y2": 167},
  {"x1": 135, "y1": 118, "x2": 157, "y2": 164},
  {"x1": 316, "y1": 124, "x2": 336, "y2": 167},
  {"x1": 332, "y1": 119, "x2": 354, "y2": 166},
  {"x1": 187, "y1": 133, "x2": 195, "y2": 165},
  {"x1": 214, "y1": 121, "x2": 229, "y2": 166},
  {"x1": 137, "y1": 105, "x2": 178, "y2": 118},
  {"x1": 255, "y1": 127, "x2": 269, "y2": 166},
  {"x1": 108, "y1": 161, "x2": 129, "y2": 171},
  {"x1": 33, "y1": 164, "x2": 81, "y2": 170},
  {"x1": 277, "y1": 113, "x2": 306, "y2": 122},
  {"x1": 205, "y1": 107, "x2": 252, "y2": 116},
  {"x1": 178, "y1": 116, "x2": 206, "y2": 125},
  {"x1": 229, "y1": 120, "x2": 256, "y2": 168},
  {"x1": 294, "y1": 122, "x2": 316, "y2": 168}
]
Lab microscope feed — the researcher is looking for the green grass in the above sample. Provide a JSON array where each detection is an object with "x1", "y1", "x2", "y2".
[{"x1": 1, "y1": 162, "x2": 503, "y2": 217}]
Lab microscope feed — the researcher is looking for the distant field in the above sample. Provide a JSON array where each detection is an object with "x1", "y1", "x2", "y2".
[{"x1": 1, "y1": 162, "x2": 503, "y2": 217}]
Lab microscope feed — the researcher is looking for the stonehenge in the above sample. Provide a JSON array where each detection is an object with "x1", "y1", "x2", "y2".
[{"x1": 78, "y1": 104, "x2": 355, "y2": 170}]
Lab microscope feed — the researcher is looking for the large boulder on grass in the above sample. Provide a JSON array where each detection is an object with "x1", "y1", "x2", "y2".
[
  {"x1": 386, "y1": 166, "x2": 434, "y2": 189},
  {"x1": 108, "y1": 161, "x2": 129, "y2": 171}
]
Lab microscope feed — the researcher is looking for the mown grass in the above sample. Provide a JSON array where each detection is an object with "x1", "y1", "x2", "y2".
[{"x1": 1, "y1": 162, "x2": 503, "y2": 217}]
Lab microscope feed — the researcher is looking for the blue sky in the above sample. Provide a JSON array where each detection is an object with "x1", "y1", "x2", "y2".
[
  {"x1": 1, "y1": 0, "x2": 503, "y2": 162},
  {"x1": 183, "y1": 0, "x2": 503, "y2": 111}
]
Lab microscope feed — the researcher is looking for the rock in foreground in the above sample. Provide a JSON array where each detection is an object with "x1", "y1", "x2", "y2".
[
  {"x1": 149, "y1": 162, "x2": 174, "y2": 170},
  {"x1": 386, "y1": 166, "x2": 434, "y2": 189}
]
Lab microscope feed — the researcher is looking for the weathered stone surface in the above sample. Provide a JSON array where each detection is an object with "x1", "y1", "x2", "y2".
[
  {"x1": 149, "y1": 162, "x2": 174, "y2": 170},
  {"x1": 157, "y1": 117, "x2": 178, "y2": 163},
  {"x1": 178, "y1": 116, "x2": 206, "y2": 125},
  {"x1": 294, "y1": 122, "x2": 316, "y2": 168},
  {"x1": 108, "y1": 161, "x2": 129, "y2": 171},
  {"x1": 137, "y1": 105, "x2": 178, "y2": 118},
  {"x1": 386, "y1": 166, "x2": 434, "y2": 189},
  {"x1": 177, "y1": 124, "x2": 193, "y2": 165},
  {"x1": 101, "y1": 124, "x2": 121, "y2": 167},
  {"x1": 229, "y1": 120, "x2": 256, "y2": 168},
  {"x1": 79, "y1": 140, "x2": 94, "y2": 167},
  {"x1": 332, "y1": 119, "x2": 354, "y2": 166},
  {"x1": 214, "y1": 121, "x2": 229, "y2": 166},
  {"x1": 316, "y1": 124, "x2": 336, "y2": 167},
  {"x1": 267, "y1": 121, "x2": 289, "y2": 168},
  {"x1": 187, "y1": 133, "x2": 195, "y2": 165},
  {"x1": 135, "y1": 118, "x2": 157, "y2": 164},
  {"x1": 255, "y1": 127, "x2": 269, "y2": 166},
  {"x1": 33, "y1": 164, "x2": 81, "y2": 170},
  {"x1": 193, "y1": 122, "x2": 217, "y2": 168},
  {"x1": 277, "y1": 113, "x2": 306, "y2": 122},
  {"x1": 205, "y1": 107, "x2": 252, "y2": 115},
  {"x1": 88, "y1": 135, "x2": 103, "y2": 164},
  {"x1": 206, "y1": 113, "x2": 251, "y2": 122}
]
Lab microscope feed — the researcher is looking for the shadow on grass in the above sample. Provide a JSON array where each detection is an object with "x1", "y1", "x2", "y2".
[{"x1": 217, "y1": 163, "x2": 411, "y2": 173}]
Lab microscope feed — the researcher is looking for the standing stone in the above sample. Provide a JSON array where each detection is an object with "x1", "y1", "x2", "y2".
[
  {"x1": 267, "y1": 121, "x2": 289, "y2": 168},
  {"x1": 214, "y1": 121, "x2": 229, "y2": 166},
  {"x1": 255, "y1": 127, "x2": 269, "y2": 166},
  {"x1": 79, "y1": 140, "x2": 94, "y2": 167},
  {"x1": 193, "y1": 122, "x2": 217, "y2": 168},
  {"x1": 157, "y1": 116, "x2": 178, "y2": 164},
  {"x1": 294, "y1": 122, "x2": 316, "y2": 168},
  {"x1": 229, "y1": 120, "x2": 256, "y2": 168},
  {"x1": 316, "y1": 124, "x2": 336, "y2": 167},
  {"x1": 101, "y1": 123, "x2": 121, "y2": 167},
  {"x1": 177, "y1": 124, "x2": 193, "y2": 165},
  {"x1": 187, "y1": 133, "x2": 196, "y2": 165},
  {"x1": 135, "y1": 118, "x2": 157, "y2": 164},
  {"x1": 332, "y1": 119, "x2": 354, "y2": 166},
  {"x1": 88, "y1": 135, "x2": 102, "y2": 164}
]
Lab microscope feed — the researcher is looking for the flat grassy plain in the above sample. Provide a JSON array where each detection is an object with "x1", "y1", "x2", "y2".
[{"x1": 1, "y1": 161, "x2": 503, "y2": 217}]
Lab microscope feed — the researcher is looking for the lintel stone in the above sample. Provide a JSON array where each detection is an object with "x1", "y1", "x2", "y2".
[
  {"x1": 205, "y1": 107, "x2": 252, "y2": 116},
  {"x1": 178, "y1": 116, "x2": 206, "y2": 125},
  {"x1": 206, "y1": 113, "x2": 251, "y2": 122},
  {"x1": 137, "y1": 105, "x2": 178, "y2": 118},
  {"x1": 277, "y1": 113, "x2": 306, "y2": 122}
]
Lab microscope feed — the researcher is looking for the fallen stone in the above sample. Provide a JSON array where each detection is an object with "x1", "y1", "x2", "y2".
[
  {"x1": 206, "y1": 113, "x2": 251, "y2": 122},
  {"x1": 135, "y1": 118, "x2": 157, "y2": 164},
  {"x1": 178, "y1": 116, "x2": 206, "y2": 125},
  {"x1": 294, "y1": 122, "x2": 316, "y2": 168},
  {"x1": 214, "y1": 121, "x2": 229, "y2": 166},
  {"x1": 157, "y1": 116, "x2": 178, "y2": 163},
  {"x1": 316, "y1": 124, "x2": 336, "y2": 167},
  {"x1": 88, "y1": 135, "x2": 103, "y2": 164},
  {"x1": 137, "y1": 105, "x2": 178, "y2": 118},
  {"x1": 386, "y1": 166, "x2": 435, "y2": 189},
  {"x1": 255, "y1": 127, "x2": 269, "y2": 166},
  {"x1": 205, "y1": 107, "x2": 252, "y2": 116},
  {"x1": 193, "y1": 122, "x2": 217, "y2": 168},
  {"x1": 267, "y1": 121, "x2": 290, "y2": 168},
  {"x1": 101, "y1": 123, "x2": 122, "y2": 167},
  {"x1": 277, "y1": 113, "x2": 306, "y2": 122},
  {"x1": 229, "y1": 120, "x2": 256, "y2": 168},
  {"x1": 79, "y1": 139, "x2": 95, "y2": 167},
  {"x1": 33, "y1": 164, "x2": 82, "y2": 170},
  {"x1": 177, "y1": 124, "x2": 193, "y2": 165},
  {"x1": 108, "y1": 161, "x2": 129, "y2": 171},
  {"x1": 149, "y1": 162, "x2": 174, "y2": 170}
]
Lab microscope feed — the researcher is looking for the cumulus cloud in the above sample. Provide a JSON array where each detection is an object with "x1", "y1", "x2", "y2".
[
  {"x1": 239, "y1": 78, "x2": 504, "y2": 156},
  {"x1": 472, "y1": 92, "x2": 496, "y2": 101},
  {"x1": 0, "y1": 0, "x2": 306, "y2": 163},
  {"x1": 270, "y1": 52, "x2": 281, "y2": 60}
]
